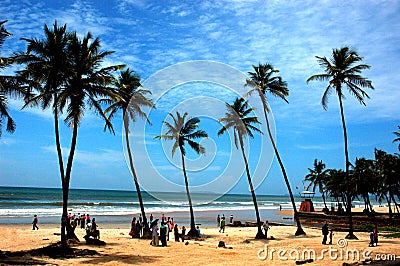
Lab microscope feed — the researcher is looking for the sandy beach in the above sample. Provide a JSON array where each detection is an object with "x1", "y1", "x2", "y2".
[{"x1": 1, "y1": 216, "x2": 399, "y2": 266}]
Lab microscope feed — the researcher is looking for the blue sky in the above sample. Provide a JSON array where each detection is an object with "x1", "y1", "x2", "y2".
[{"x1": 0, "y1": 0, "x2": 399, "y2": 196}]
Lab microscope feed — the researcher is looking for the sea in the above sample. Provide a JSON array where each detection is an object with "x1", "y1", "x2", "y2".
[{"x1": 0, "y1": 186, "x2": 363, "y2": 227}]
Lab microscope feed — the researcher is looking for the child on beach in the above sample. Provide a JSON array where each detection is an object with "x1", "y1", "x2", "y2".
[
  {"x1": 32, "y1": 214, "x2": 39, "y2": 230},
  {"x1": 329, "y1": 229, "x2": 334, "y2": 245}
]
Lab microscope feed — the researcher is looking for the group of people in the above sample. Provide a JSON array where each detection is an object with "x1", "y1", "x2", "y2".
[
  {"x1": 147, "y1": 214, "x2": 200, "y2": 247},
  {"x1": 129, "y1": 214, "x2": 145, "y2": 238},
  {"x1": 67, "y1": 212, "x2": 92, "y2": 230},
  {"x1": 322, "y1": 221, "x2": 379, "y2": 247}
]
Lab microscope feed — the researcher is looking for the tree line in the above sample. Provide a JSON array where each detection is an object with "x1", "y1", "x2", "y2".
[{"x1": 1, "y1": 20, "x2": 387, "y2": 245}]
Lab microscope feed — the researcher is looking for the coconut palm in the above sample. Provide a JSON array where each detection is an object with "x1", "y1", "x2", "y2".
[
  {"x1": 218, "y1": 97, "x2": 265, "y2": 239},
  {"x1": 18, "y1": 25, "x2": 124, "y2": 246},
  {"x1": 393, "y1": 126, "x2": 400, "y2": 152},
  {"x1": 155, "y1": 111, "x2": 208, "y2": 237},
  {"x1": 54, "y1": 32, "x2": 124, "y2": 245},
  {"x1": 245, "y1": 63, "x2": 305, "y2": 236},
  {"x1": 307, "y1": 47, "x2": 374, "y2": 239},
  {"x1": 353, "y1": 157, "x2": 376, "y2": 213},
  {"x1": 103, "y1": 68, "x2": 154, "y2": 235},
  {"x1": 0, "y1": 20, "x2": 28, "y2": 136},
  {"x1": 16, "y1": 22, "x2": 72, "y2": 203},
  {"x1": 304, "y1": 159, "x2": 329, "y2": 210}
]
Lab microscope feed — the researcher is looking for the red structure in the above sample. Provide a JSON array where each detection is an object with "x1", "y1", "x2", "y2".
[{"x1": 299, "y1": 191, "x2": 315, "y2": 212}]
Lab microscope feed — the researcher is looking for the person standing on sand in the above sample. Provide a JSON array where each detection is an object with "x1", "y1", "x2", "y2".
[
  {"x1": 322, "y1": 221, "x2": 329, "y2": 245},
  {"x1": 217, "y1": 214, "x2": 220, "y2": 227},
  {"x1": 219, "y1": 216, "x2": 225, "y2": 233},
  {"x1": 373, "y1": 225, "x2": 379, "y2": 246},
  {"x1": 329, "y1": 229, "x2": 334, "y2": 245},
  {"x1": 81, "y1": 214, "x2": 86, "y2": 229},
  {"x1": 263, "y1": 220, "x2": 270, "y2": 239},
  {"x1": 174, "y1": 224, "x2": 180, "y2": 242},
  {"x1": 151, "y1": 220, "x2": 159, "y2": 246},
  {"x1": 160, "y1": 221, "x2": 167, "y2": 247},
  {"x1": 181, "y1": 225, "x2": 186, "y2": 242},
  {"x1": 230, "y1": 214, "x2": 233, "y2": 224},
  {"x1": 32, "y1": 214, "x2": 39, "y2": 230},
  {"x1": 369, "y1": 231, "x2": 374, "y2": 247}
]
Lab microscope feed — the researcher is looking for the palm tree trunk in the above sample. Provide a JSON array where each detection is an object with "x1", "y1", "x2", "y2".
[
  {"x1": 386, "y1": 194, "x2": 393, "y2": 218},
  {"x1": 259, "y1": 91, "x2": 305, "y2": 235},
  {"x1": 239, "y1": 137, "x2": 264, "y2": 239},
  {"x1": 53, "y1": 106, "x2": 67, "y2": 246},
  {"x1": 124, "y1": 122, "x2": 149, "y2": 236},
  {"x1": 62, "y1": 119, "x2": 79, "y2": 246},
  {"x1": 322, "y1": 192, "x2": 328, "y2": 210},
  {"x1": 338, "y1": 95, "x2": 357, "y2": 239},
  {"x1": 180, "y1": 147, "x2": 197, "y2": 237}
]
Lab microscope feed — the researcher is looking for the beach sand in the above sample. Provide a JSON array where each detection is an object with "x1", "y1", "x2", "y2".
[{"x1": 1, "y1": 220, "x2": 399, "y2": 266}]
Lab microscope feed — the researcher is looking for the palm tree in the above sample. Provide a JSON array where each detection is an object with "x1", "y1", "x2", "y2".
[
  {"x1": 304, "y1": 159, "x2": 329, "y2": 210},
  {"x1": 353, "y1": 157, "x2": 376, "y2": 213},
  {"x1": 0, "y1": 20, "x2": 28, "y2": 137},
  {"x1": 307, "y1": 47, "x2": 374, "y2": 239},
  {"x1": 18, "y1": 25, "x2": 124, "y2": 246},
  {"x1": 155, "y1": 111, "x2": 208, "y2": 237},
  {"x1": 218, "y1": 97, "x2": 265, "y2": 239},
  {"x1": 393, "y1": 126, "x2": 400, "y2": 152},
  {"x1": 16, "y1": 21, "x2": 76, "y2": 246},
  {"x1": 103, "y1": 68, "x2": 154, "y2": 236},
  {"x1": 54, "y1": 31, "x2": 124, "y2": 245},
  {"x1": 245, "y1": 63, "x2": 305, "y2": 236}
]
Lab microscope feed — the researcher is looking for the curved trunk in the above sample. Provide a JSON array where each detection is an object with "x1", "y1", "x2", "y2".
[
  {"x1": 259, "y1": 91, "x2": 305, "y2": 236},
  {"x1": 124, "y1": 121, "x2": 149, "y2": 235},
  {"x1": 338, "y1": 94, "x2": 357, "y2": 239},
  {"x1": 62, "y1": 119, "x2": 79, "y2": 246},
  {"x1": 53, "y1": 103, "x2": 67, "y2": 246},
  {"x1": 180, "y1": 147, "x2": 197, "y2": 237},
  {"x1": 239, "y1": 137, "x2": 264, "y2": 239}
]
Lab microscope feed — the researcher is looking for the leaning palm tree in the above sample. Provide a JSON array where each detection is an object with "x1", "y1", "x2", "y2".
[
  {"x1": 304, "y1": 159, "x2": 329, "y2": 210},
  {"x1": 307, "y1": 47, "x2": 374, "y2": 239},
  {"x1": 155, "y1": 111, "x2": 208, "y2": 237},
  {"x1": 0, "y1": 20, "x2": 28, "y2": 137},
  {"x1": 393, "y1": 126, "x2": 400, "y2": 152},
  {"x1": 218, "y1": 97, "x2": 265, "y2": 239},
  {"x1": 103, "y1": 68, "x2": 154, "y2": 236},
  {"x1": 245, "y1": 63, "x2": 306, "y2": 236}
]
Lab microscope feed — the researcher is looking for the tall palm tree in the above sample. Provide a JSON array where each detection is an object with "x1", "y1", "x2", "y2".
[
  {"x1": 245, "y1": 63, "x2": 306, "y2": 236},
  {"x1": 155, "y1": 111, "x2": 208, "y2": 237},
  {"x1": 0, "y1": 20, "x2": 28, "y2": 136},
  {"x1": 103, "y1": 68, "x2": 154, "y2": 236},
  {"x1": 54, "y1": 31, "x2": 124, "y2": 245},
  {"x1": 304, "y1": 159, "x2": 329, "y2": 210},
  {"x1": 218, "y1": 97, "x2": 265, "y2": 239},
  {"x1": 18, "y1": 25, "x2": 124, "y2": 246},
  {"x1": 16, "y1": 21, "x2": 76, "y2": 246},
  {"x1": 393, "y1": 126, "x2": 400, "y2": 152},
  {"x1": 307, "y1": 47, "x2": 374, "y2": 239}
]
